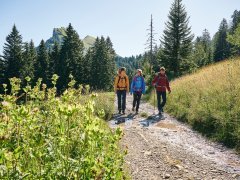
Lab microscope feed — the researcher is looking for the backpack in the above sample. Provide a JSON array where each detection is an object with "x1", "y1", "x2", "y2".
[{"x1": 117, "y1": 76, "x2": 127, "y2": 88}]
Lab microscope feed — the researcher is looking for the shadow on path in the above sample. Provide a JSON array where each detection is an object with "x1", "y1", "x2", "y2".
[
  {"x1": 139, "y1": 114, "x2": 166, "y2": 127},
  {"x1": 113, "y1": 113, "x2": 137, "y2": 125}
]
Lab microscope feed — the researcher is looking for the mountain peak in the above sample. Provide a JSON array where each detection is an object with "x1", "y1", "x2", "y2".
[
  {"x1": 83, "y1": 35, "x2": 96, "y2": 50},
  {"x1": 45, "y1": 27, "x2": 96, "y2": 52},
  {"x1": 53, "y1": 27, "x2": 67, "y2": 36}
]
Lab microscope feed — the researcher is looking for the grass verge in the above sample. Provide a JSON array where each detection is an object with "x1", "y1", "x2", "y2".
[{"x1": 148, "y1": 58, "x2": 240, "y2": 151}]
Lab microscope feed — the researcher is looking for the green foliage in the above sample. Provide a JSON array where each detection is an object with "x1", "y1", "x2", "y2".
[
  {"x1": 80, "y1": 92, "x2": 115, "y2": 121},
  {"x1": 58, "y1": 23, "x2": 85, "y2": 91},
  {"x1": 160, "y1": 0, "x2": 194, "y2": 76},
  {"x1": 1, "y1": 24, "x2": 117, "y2": 94},
  {"x1": 0, "y1": 76, "x2": 125, "y2": 179},
  {"x1": 149, "y1": 58, "x2": 240, "y2": 151},
  {"x1": 20, "y1": 41, "x2": 36, "y2": 84},
  {"x1": 213, "y1": 19, "x2": 231, "y2": 62},
  {"x1": 230, "y1": 10, "x2": 240, "y2": 33},
  {"x1": 49, "y1": 42, "x2": 60, "y2": 82},
  {"x1": 2, "y1": 25, "x2": 23, "y2": 82},
  {"x1": 35, "y1": 40, "x2": 50, "y2": 85},
  {"x1": 115, "y1": 55, "x2": 143, "y2": 81},
  {"x1": 90, "y1": 37, "x2": 116, "y2": 91},
  {"x1": 0, "y1": 57, "x2": 5, "y2": 90},
  {"x1": 227, "y1": 24, "x2": 240, "y2": 48},
  {"x1": 82, "y1": 49, "x2": 93, "y2": 85},
  {"x1": 190, "y1": 29, "x2": 213, "y2": 68}
]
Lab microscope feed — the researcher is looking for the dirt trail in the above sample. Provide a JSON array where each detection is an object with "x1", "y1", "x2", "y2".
[{"x1": 109, "y1": 95, "x2": 240, "y2": 180}]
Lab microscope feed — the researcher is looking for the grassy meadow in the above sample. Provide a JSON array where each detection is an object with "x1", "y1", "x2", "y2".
[{"x1": 149, "y1": 57, "x2": 240, "y2": 151}]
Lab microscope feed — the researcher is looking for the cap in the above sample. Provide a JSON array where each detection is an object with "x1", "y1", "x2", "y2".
[
  {"x1": 137, "y1": 69, "x2": 143, "y2": 74},
  {"x1": 160, "y1": 66, "x2": 166, "y2": 71},
  {"x1": 121, "y1": 67, "x2": 126, "y2": 71}
]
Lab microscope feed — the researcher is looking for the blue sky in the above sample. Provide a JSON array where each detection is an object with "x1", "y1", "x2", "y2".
[{"x1": 0, "y1": 0, "x2": 239, "y2": 57}]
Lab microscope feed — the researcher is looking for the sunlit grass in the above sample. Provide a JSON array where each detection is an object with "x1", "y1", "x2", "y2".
[{"x1": 149, "y1": 57, "x2": 240, "y2": 151}]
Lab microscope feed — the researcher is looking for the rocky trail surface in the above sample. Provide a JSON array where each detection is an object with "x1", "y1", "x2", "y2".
[{"x1": 109, "y1": 95, "x2": 240, "y2": 180}]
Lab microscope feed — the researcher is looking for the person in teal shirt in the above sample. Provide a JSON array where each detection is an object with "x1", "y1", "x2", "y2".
[{"x1": 130, "y1": 69, "x2": 146, "y2": 114}]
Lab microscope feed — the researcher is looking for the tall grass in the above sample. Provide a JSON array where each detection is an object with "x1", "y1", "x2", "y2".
[
  {"x1": 80, "y1": 92, "x2": 115, "y2": 121},
  {"x1": 149, "y1": 58, "x2": 240, "y2": 150}
]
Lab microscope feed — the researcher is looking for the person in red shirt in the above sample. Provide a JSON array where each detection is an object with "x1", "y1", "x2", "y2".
[{"x1": 152, "y1": 67, "x2": 171, "y2": 115}]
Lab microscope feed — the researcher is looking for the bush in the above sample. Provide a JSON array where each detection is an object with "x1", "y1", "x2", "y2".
[{"x1": 0, "y1": 76, "x2": 125, "y2": 179}]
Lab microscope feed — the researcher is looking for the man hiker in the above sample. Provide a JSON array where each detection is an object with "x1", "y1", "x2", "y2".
[
  {"x1": 130, "y1": 69, "x2": 146, "y2": 114},
  {"x1": 152, "y1": 67, "x2": 171, "y2": 115},
  {"x1": 114, "y1": 67, "x2": 129, "y2": 114}
]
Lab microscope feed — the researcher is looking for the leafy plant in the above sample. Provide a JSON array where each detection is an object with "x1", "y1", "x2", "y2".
[{"x1": 0, "y1": 75, "x2": 126, "y2": 179}]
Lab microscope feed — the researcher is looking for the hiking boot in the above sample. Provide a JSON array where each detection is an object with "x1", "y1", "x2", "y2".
[
  {"x1": 132, "y1": 107, "x2": 135, "y2": 111},
  {"x1": 158, "y1": 111, "x2": 162, "y2": 115},
  {"x1": 136, "y1": 110, "x2": 139, "y2": 114},
  {"x1": 122, "y1": 110, "x2": 125, "y2": 114},
  {"x1": 118, "y1": 110, "x2": 121, "y2": 114}
]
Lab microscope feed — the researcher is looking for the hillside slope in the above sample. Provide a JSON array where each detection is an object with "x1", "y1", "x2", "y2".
[{"x1": 152, "y1": 58, "x2": 240, "y2": 150}]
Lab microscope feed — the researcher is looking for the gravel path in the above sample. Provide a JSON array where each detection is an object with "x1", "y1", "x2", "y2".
[{"x1": 109, "y1": 95, "x2": 240, "y2": 180}]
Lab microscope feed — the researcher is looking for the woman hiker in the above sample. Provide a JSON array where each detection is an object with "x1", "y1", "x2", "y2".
[
  {"x1": 152, "y1": 67, "x2": 171, "y2": 115},
  {"x1": 130, "y1": 69, "x2": 146, "y2": 114},
  {"x1": 114, "y1": 67, "x2": 129, "y2": 114}
]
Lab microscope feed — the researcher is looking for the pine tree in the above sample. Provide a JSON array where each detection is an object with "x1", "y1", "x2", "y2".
[
  {"x1": 82, "y1": 48, "x2": 93, "y2": 85},
  {"x1": 202, "y1": 29, "x2": 213, "y2": 63},
  {"x1": 229, "y1": 10, "x2": 240, "y2": 55},
  {"x1": 90, "y1": 37, "x2": 100, "y2": 89},
  {"x1": 2, "y1": 25, "x2": 23, "y2": 81},
  {"x1": 35, "y1": 40, "x2": 49, "y2": 84},
  {"x1": 20, "y1": 40, "x2": 36, "y2": 83},
  {"x1": 91, "y1": 37, "x2": 107, "y2": 90},
  {"x1": 192, "y1": 29, "x2": 212, "y2": 67},
  {"x1": 0, "y1": 57, "x2": 5, "y2": 87},
  {"x1": 49, "y1": 42, "x2": 60, "y2": 80},
  {"x1": 161, "y1": 0, "x2": 194, "y2": 76},
  {"x1": 115, "y1": 55, "x2": 143, "y2": 81},
  {"x1": 105, "y1": 37, "x2": 116, "y2": 90},
  {"x1": 227, "y1": 24, "x2": 240, "y2": 48},
  {"x1": 230, "y1": 10, "x2": 240, "y2": 33},
  {"x1": 59, "y1": 23, "x2": 84, "y2": 91},
  {"x1": 90, "y1": 37, "x2": 116, "y2": 90},
  {"x1": 213, "y1": 19, "x2": 231, "y2": 62}
]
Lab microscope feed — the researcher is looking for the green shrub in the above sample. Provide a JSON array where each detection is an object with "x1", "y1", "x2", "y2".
[{"x1": 0, "y1": 76, "x2": 125, "y2": 179}]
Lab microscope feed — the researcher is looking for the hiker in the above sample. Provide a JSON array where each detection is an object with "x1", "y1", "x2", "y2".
[
  {"x1": 114, "y1": 67, "x2": 129, "y2": 114},
  {"x1": 130, "y1": 69, "x2": 146, "y2": 114},
  {"x1": 152, "y1": 67, "x2": 171, "y2": 115}
]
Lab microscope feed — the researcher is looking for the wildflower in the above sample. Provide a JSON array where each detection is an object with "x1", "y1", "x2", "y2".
[{"x1": 1, "y1": 101, "x2": 11, "y2": 109}]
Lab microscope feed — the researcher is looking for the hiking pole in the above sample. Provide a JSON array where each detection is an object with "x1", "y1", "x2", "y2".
[
  {"x1": 151, "y1": 64, "x2": 156, "y2": 116},
  {"x1": 153, "y1": 87, "x2": 156, "y2": 115}
]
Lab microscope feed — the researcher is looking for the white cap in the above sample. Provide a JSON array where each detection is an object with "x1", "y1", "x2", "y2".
[{"x1": 137, "y1": 69, "x2": 142, "y2": 74}]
